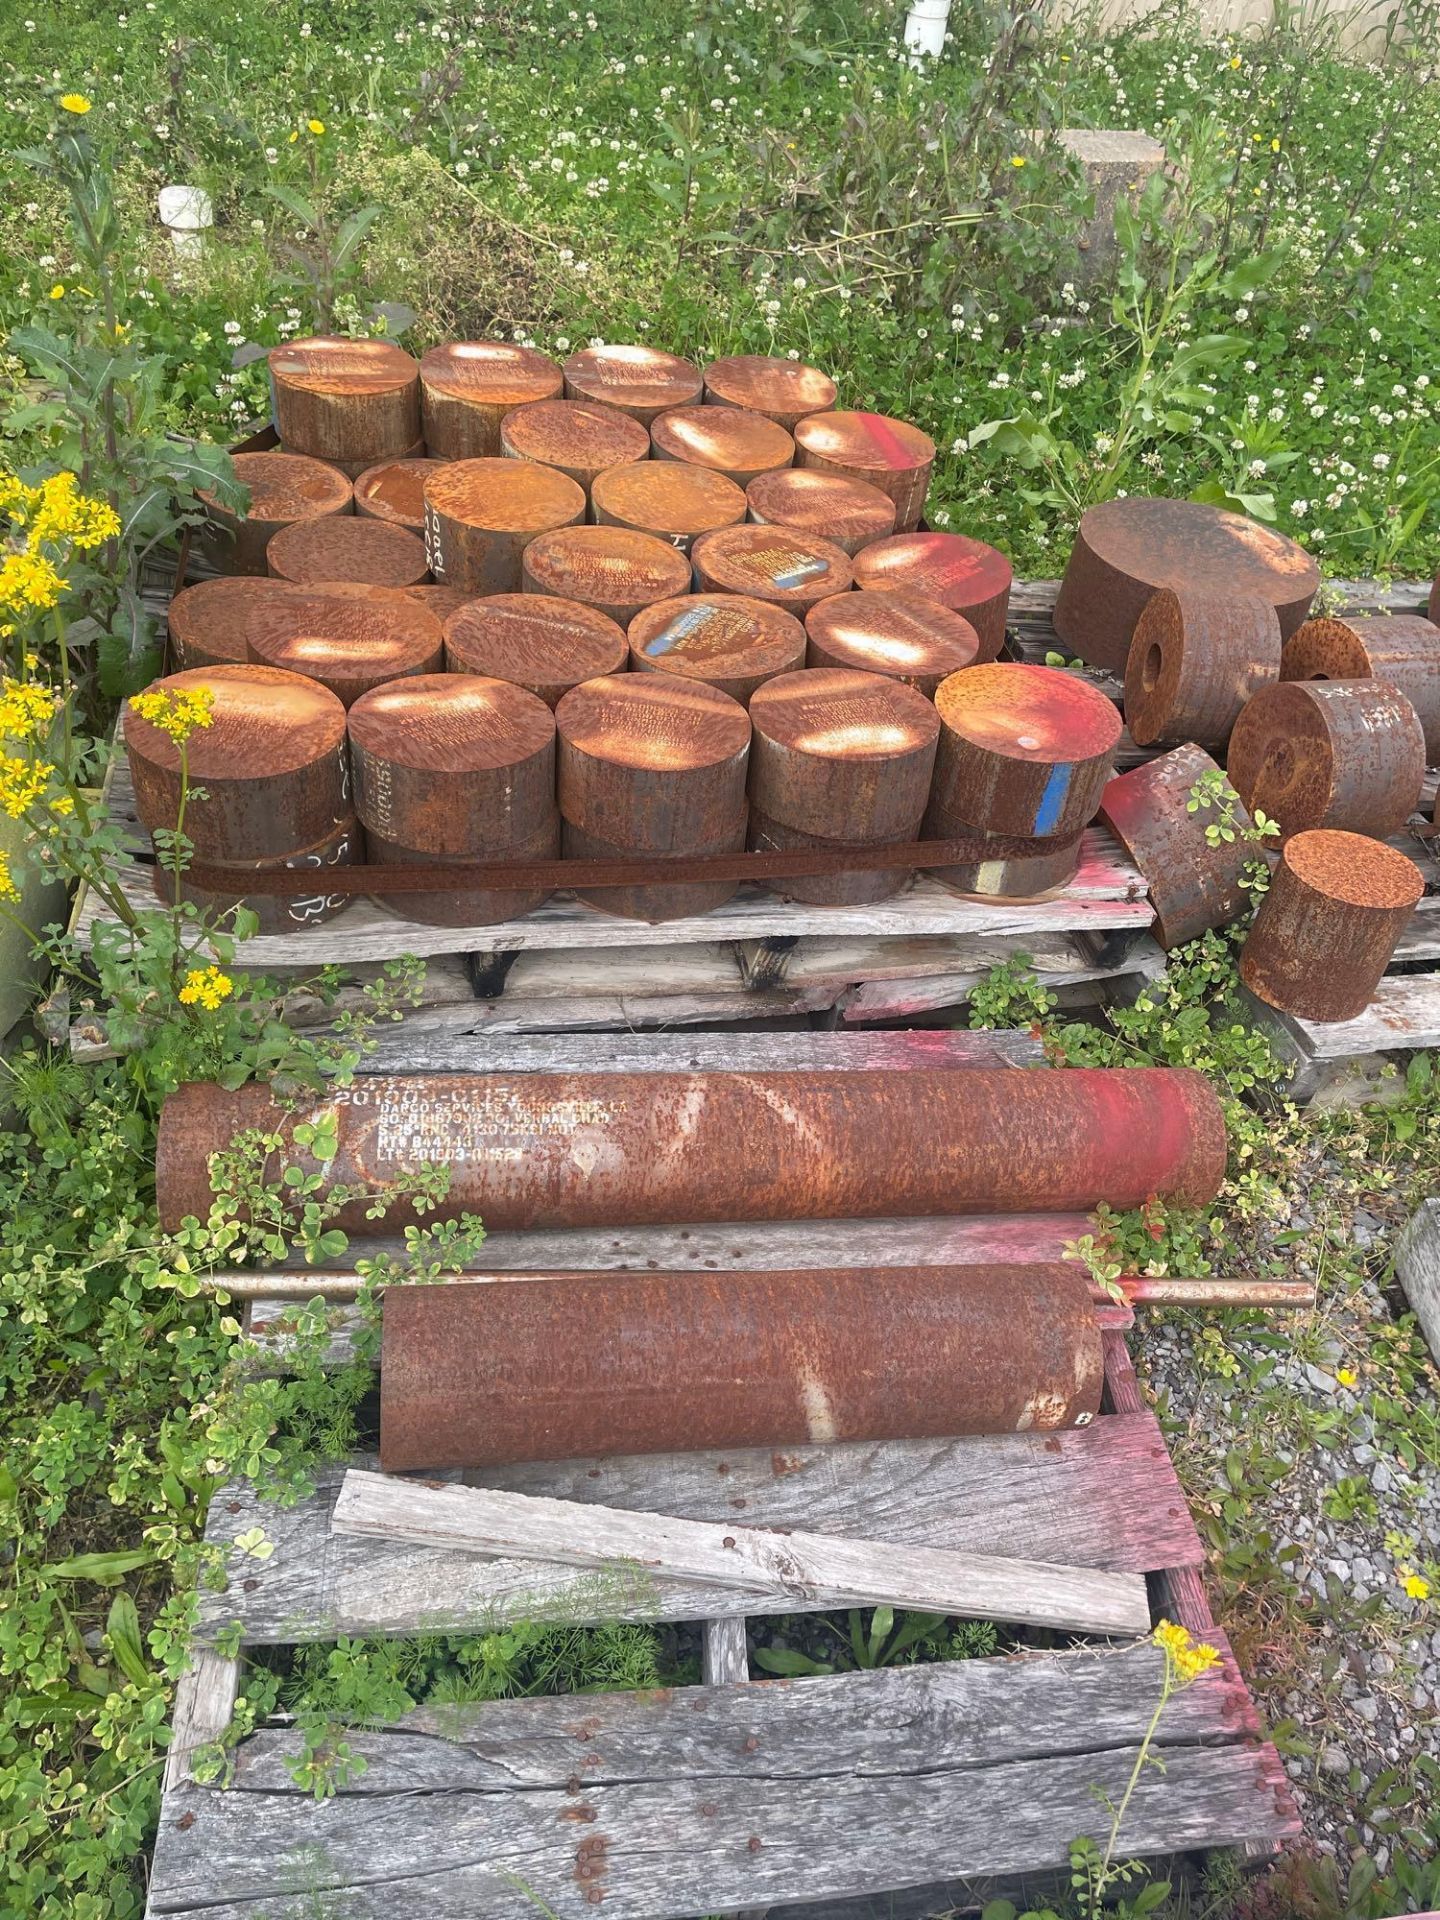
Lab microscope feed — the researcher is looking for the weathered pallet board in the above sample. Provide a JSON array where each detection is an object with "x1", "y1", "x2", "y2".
[
  {"x1": 147, "y1": 1641, "x2": 1296, "y2": 1920},
  {"x1": 1394, "y1": 1198, "x2": 1440, "y2": 1363}
]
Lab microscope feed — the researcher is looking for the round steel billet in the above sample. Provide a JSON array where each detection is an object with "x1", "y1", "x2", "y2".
[
  {"x1": 127, "y1": 664, "x2": 349, "y2": 861},
  {"x1": 748, "y1": 806, "x2": 912, "y2": 906},
  {"x1": 289, "y1": 436, "x2": 427, "y2": 483},
  {"x1": 266, "y1": 516, "x2": 430, "y2": 587},
  {"x1": 368, "y1": 815, "x2": 560, "y2": 927},
  {"x1": 348, "y1": 673, "x2": 557, "y2": 855},
  {"x1": 377, "y1": 1261, "x2": 1103, "y2": 1472},
  {"x1": 793, "y1": 410, "x2": 936, "y2": 534},
  {"x1": 423, "y1": 458, "x2": 586, "y2": 594},
  {"x1": 1240, "y1": 828, "x2": 1424, "y2": 1022},
  {"x1": 702, "y1": 354, "x2": 838, "y2": 431},
  {"x1": 627, "y1": 594, "x2": 806, "y2": 704},
  {"x1": 268, "y1": 336, "x2": 421, "y2": 468},
  {"x1": 1226, "y1": 679, "x2": 1425, "y2": 840},
  {"x1": 556, "y1": 672, "x2": 750, "y2": 850},
  {"x1": 748, "y1": 667, "x2": 940, "y2": 841},
  {"x1": 690, "y1": 524, "x2": 853, "y2": 611},
  {"x1": 418, "y1": 341, "x2": 563, "y2": 458},
  {"x1": 931, "y1": 663, "x2": 1122, "y2": 839},
  {"x1": 805, "y1": 590, "x2": 979, "y2": 695},
  {"x1": 591, "y1": 460, "x2": 746, "y2": 554},
  {"x1": 1281, "y1": 613, "x2": 1440, "y2": 760},
  {"x1": 851, "y1": 532, "x2": 1013, "y2": 663},
  {"x1": 402, "y1": 585, "x2": 480, "y2": 623},
  {"x1": 562, "y1": 344, "x2": 703, "y2": 425},
  {"x1": 200, "y1": 451, "x2": 353, "y2": 576},
  {"x1": 650, "y1": 405, "x2": 795, "y2": 488},
  {"x1": 563, "y1": 814, "x2": 746, "y2": 921},
  {"x1": 745, "y1": 468, "x2": 896, "y2": 556},
  {"x1": 1053, "y1": 496, "x2": 1321, "y2": 672},
  {"x1": 245, "y1": 588, "x2": 444, "y2": 707},
  {"x1": 444, "y1": 594, "x2": 628, "y2": 708},
  {"x1": 522, "y1": 526, "x2": 691, "y2": 626},
  {"x1": 921, "y1": 798, "x2": 1082, "y2": 901},
  {"x1": 167, "y1": 576, "x2": 284, "y2": 670},
  {"x1": 150, "y1": 814, "x2": 361, "y2": 933},
  {"x1": 353, "y1": 456, "x2": 449, "y2": 531},
  {"x1": 156, "y1": 1065, "x2": 1228, "y2": 1233},
  {"x1": 1099, "y1": 743, "x2": 1254, "y2": 949},
  {"x1": 1124, "y1": 588, "x2": 1282, "y2": 751},
  {"x1": 499, "y1": 399, "x2": 651, "y2": 493}
]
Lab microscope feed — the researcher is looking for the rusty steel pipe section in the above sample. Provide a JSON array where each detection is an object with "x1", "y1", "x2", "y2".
[
  {"x1": 1280, "y1": 613, "x2": 1440, "y2": 761},
  {"x1": 1123, "y1": 589, "x2": 1281, "y2": 751},
  {"x1": 1227, "y1": 679, "x2": 1425, "y2": 841},
  {"x1": 377, "y1": 1263, "x2": 1106, "y2": 1471},
  {"x1": 1100, "y1": 745, "x2": 1255, "y2": 950},
  {"x1": 155, "y1": 1066, "x2": 1227, "y2": 1232}
]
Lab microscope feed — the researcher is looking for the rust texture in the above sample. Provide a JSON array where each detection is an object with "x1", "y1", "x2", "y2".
[
  {"x1": 155, "y1": 1064, "x2": 1228, "y2": 1232},
  {"x1": 1053, "y1": 497, "x2": 1320, "y2": 672},
  {"x1": 749, "y1": 668, "x2": 940, "y2": 842},
  {"x1": 1124, "y1": 588, "x2": 1282, "y2": 750},
  {"x1": 377, "y1": 1263, "x2": 1105, "y2": 1471},
  {"x1": 499, "y1": 399, "x2": 651, "y2": 493},
  {"x1": 423, "y1": 458, "x2": 586, "y2": 594},
  {"x1": 266, "y1": 515, "x2": 430, "y2": 588},
  {"x1": 368, "y1": 815, "x2": 560, "y2": 927},
  {"x1": 1099, "y1": 744, "x2": 1254, "y2": 948},
  {"x1": 290, "y1": 435, "x2": 427, "y2": 483},
  {"x1": 353, "y1": 456, "x2": 448, "y2": 531},
  {"x1": 245, "y1": 587, "x2": 445, "y2": 707},
  {"x1": 701, "y1": 354, "x2": 838, "y2": 429},
  {"x1": 418, "y1": 342, "x2": 562, "y2": 458},
  {"x1": 562, "y1": 345, "x2": 703, "y2": 425},
  {"x1": 268, "y1": 336, "x2": 420, "y2": 469},
  {"x1": 403, "y1": 585, "x2": 480, "y2": 623},
  {"x1": 650, "y1": 405, "x2": 795, "y2": 487},
  {"x1": 627, "y1": 594, "x2": 806, "y2": 705},
  {"x1": 930, "y1": 663, "x2": 1122, "y2": 839},
  {"x1": 1240, "y1": 828, "x2": 1424, "y2": 1021},
  {"x1": 852, "y1": 532, "x2": 1013, "y2": 662},
  {"x1": 347, "y1": 672, "x2": 557, "y2": 855},
  {"x1": 591, "y1": 460, "x2": 747, "y2": 553},
  {"x1": 444, "y1": 594, "x2": 629, "y2": 708},
  {"x1": 744, "y1": 468, "x2": 896, "y2": 554},
  {"x1": 793, "y1": 410, "x2": 935, "y2": 533},
  {"x1": 562, "y1": 815, "x2": 747, "y2": 920},
  {"x1": 201, "y1": 451, "x2": 353, "y2": 576},
  {"x1": 522, "y1": 526, "x2": 691, "y2": 626},
  {"x1": 690, "y1": 524, "x2": 853, "y2": 611},
  {"x1": 556, "y1": 672, "x2": 750, "y2": 851},
  {"x1": 805, "y1": 589, "x2": 980, "y2": 694},
  {"x1": 127, "y1": 664, "x2": 349, "y2": 861},
  {"x1": 167, "y1": 577, "x2": 279, "y2": 670},
  {"x1": 1281, "y1": 613, "x2": 1440, "y2": 760},
  {"x1": 1226, "y1": 679, "x2": 1425, "y2": 840},
  {"x1": 151, "y1": 815, "x2": 360, "y2": 933},
  {"x1": 920, "y1": 798, "x2": 1081, "y2": 901},
  {"x1": 748, "y1": 806, "x2": 914, "y2": 905}
]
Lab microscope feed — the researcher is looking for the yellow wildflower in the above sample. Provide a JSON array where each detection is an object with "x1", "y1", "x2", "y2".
[
  {"x1": 1154, "y1": 1619, "x2": 1222, "y2": 1685},
  {"x1": 48, "y1": 284, "x2": 65, "y2": 301},
  {"x1": 50, "y1": 792, "x2": 74, "y2": 817},
  {"x1": 1400, "y1": 1570, "x2": 1431, "y2": 1602},
  {"x1": 288, "y1": 130, "x2": 300, "y2": 143},
  {"x1": 179, "y1": 966, "x2": 234, "y2": 1010},
  {"x1": 0, "y1": 852, "x2": 18, "y2": 903},
  {"x1": 0, "y1": 550, "x2": 68, "y2": 617},
  {"x1": 59, "y1": 93, "x2": 93, "y2": 114},
  {"x1": 1335, "y1": 1366, "x2": 1358, "y2": 1388},
  {"x1": 0, "y1": 472, "x2": 41, "y2": 522},
  {"x1": 0, "y1": 678, "x2": 56, "y2": 743},
  {"x1": 1009, "y1": 155, "x2": 1027, "y2": 168},
  {"x1": 1229, "y1": 53, "x2": 1242, "y2": 66},
  {"x1": 128, "y1": 685, "x2": 215, "y2": 744},
  {"x1": 0, "y1": 751, "x2": 55, "y2": 819},
  {"x1": 28, "y1": 472, "x2": 121, "y2": 551},
  {"x1": 307, "y1": 117, "x2": 326, "y2": 135},
  {"x1": 1270, "y1": 138, "x2": 1281, "y2": 152}
]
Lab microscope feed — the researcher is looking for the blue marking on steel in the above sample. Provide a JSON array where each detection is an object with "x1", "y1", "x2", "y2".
[
  {"x1": 1033, "y1": 761, "x2": 1072, "y2": 835},
  {"x1": 771, "y1": 556, "x2": 829, "y2": 589},
  {"x1": 645, "y1": 606, "x2": 714, "y2": 656}
]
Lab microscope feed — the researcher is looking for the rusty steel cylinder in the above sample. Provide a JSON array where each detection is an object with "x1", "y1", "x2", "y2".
[
  {"x1": 930, "y1": 663, "x2": 1122, "y2": 839},
  {"x1": 268, "y1": 337, "x2": 421, "y2": 471},
  {"x1": 747, "y1": 807, "x2": 915, "y2": 908},
  {"x1": 1099, "y1": 745, "x2": 1254, "y2": 949},
  {"x1": 701, "y1": 354, "x2": 838, "y2": 430},
  {"x1": 921, "y1": 799, "x2": 1081, "y2": 901},
  {"x1": 245, "y1": 587, "x2": 445, "y2": 707},
  {"x1": 1124, "y1": 588, "x2": 1282, "y2": 750},
  {"x1": 746, "y1": 468, "x2": 896, "y2": 555},
  {"x1": 522, "y1": 526, "x2": 691, "y2": 626},
  {"x1": 127, "y1": 664, "x2": 349, "y2": 862},
  {"x1": 1281, "y1": 613, "x2": 1440, "y2": 761},
  {"x1": 266, "y1": 515, "x2": 430, "y2": 588},
  {"x1": 1053, "y1": 497, "x2": 1320, "y2": 673},
  {"x1": 167, "y1": 577, "x2": 279, "y2": 670},
  {"x1": 591, "y1": 460, "x2": 747, "y2": 554},
  {"x1": 690, "y1": 524, "x2": 853, "y2": 612},
  {"x1": 423, "y1": 458, "x2": 586, "y2": 593},
  {"x1": 1226, "y1": 679, "x2": 1425, "y2": 840},
  {"x1": 627, "y1": 594, "x2": 807, "y2": 704},
  {"x1": 201, "y1": 451, "x2": 353, "y2": 576},
  {"x1": 377, "y1": 1263, "x2": 1105, "y2": 1472},
  {"x1": 852, "y1": 532, "x2": 1013, "y2": 664},
  {"x1": 1240, "y1": 829, "x2": 1424, "y2": 1022},
  {"x1": 805, "y1": 590, "x2": 979, "y2": 695},
  {"x1": 151, "y1": 816, "x2": 361, "y2": 933},
  {"x1": 794, "y1": 410, "x2": 935, "y2": 533},
  {"x1": 366, "y1": 818, "x2": 561, "y2": 927},
  {"x1": 418, "y1": 341, "x2": 562, "y2": 459},
  {"x1": 650, "y1": 405, "x2": 795, "y2": 488},
  {"x1": 561, "y1": 816, "x2": 746, "y2": 921},
  {"x1": 444, "y1": 594, "x2": 629, "y2": 708},
  {"x1": 353, "y1": 456, "x2": 448, "y2": 532},
  {"x1": 499, "y1": 399, "x2": 651, "y2": 494},
  {"x1": 562, "y1": 344, "x2": 703, "y2": 425},
  {"x1": 154, "y1": 1065, "x2": 1228, "y2": 1232}
]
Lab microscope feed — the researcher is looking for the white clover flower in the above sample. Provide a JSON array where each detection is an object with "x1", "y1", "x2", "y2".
[
  {"x1": 1292, "y1": 500, "x2": 1309, "y2": 517},
  {"x1": 1373, "y1": 452, "x2": 1391, "y2": 469}
]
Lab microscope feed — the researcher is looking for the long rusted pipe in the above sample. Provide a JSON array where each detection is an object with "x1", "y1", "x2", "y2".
[
  {"x1": 378, "y1": 1264, "x2": 1105, "y2": 1471},
  {"x1": 155, "y1": 1067, "x2": 1227, "y2": 1232}
]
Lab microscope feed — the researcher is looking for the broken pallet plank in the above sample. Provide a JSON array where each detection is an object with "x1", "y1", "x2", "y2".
[
  {"x1": 1395, "y1": 1198, "x2": 1440, "y2": 1364},
  {"x1": 331, "y1": 1473, "x2": 1151, "y2": 1638}
]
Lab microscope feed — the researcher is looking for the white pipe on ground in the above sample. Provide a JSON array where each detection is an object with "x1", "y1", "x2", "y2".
[
  {"x1": 904, "y1": 0, "x2": 952, "y2": 65},
  {"x1": 157, "y1": 185, "x2": 214, "y2": 258}
]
